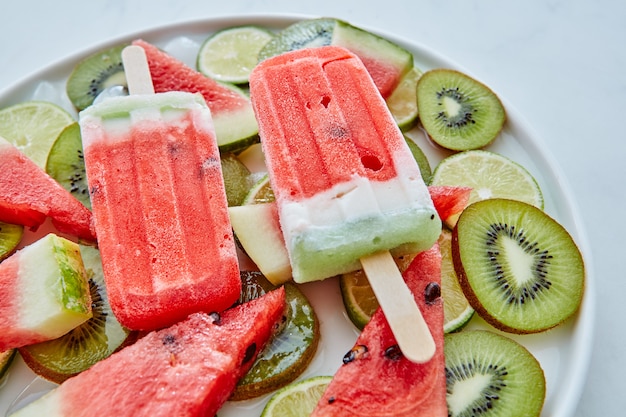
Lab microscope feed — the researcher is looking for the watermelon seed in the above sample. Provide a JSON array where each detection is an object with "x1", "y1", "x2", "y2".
[
  {"x1": 424, "y1": 282, "x2": 441, "y2": 305},
  {"x1": 162, "y1": 334, "x2": 176, "y2": 345},
  {"x1": 328, "y1": 396, "x2": 336, "y2": 404},
  {"x1": 209, "y1": 312, "x2": 222, "y2": 326},
  {"x1": 342, "y1": 344, "x2": 368, "y2": 364},
  {"x1": 242, "y1": 343, "x2": 257, "y2": 365},
  {"x1": 383, "y1": 344, "x2": 402, "y2": 361}
]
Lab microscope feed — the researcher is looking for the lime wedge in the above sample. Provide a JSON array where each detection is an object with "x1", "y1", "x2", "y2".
[
  {"x1": 386, "y1": 66, "x2": 421, "y2": 131},
  {"x1": 197, "y1": 26, "x2": 275, "y2": 84},
  {"x1": 261, "y1": 375, "x2": 332, "y2": 417},
  {"x1": 430, "y1": 150, "x2": 543, "y2": 227},
  {"x1": 0, "y1": 101, "x2": 74, "y2": 168},
  {"x1": 0, "y1": 222, "x2": 24, "y2": 262},
  {"x1": 439, "y1": 229, "x2": 474, "y2": 333},
  {"x1": 0, "y1": 349, "x2": 17, "y2": 382},
  {"x1": 243, "y1": 173, "x2": 275, "y2": 205}
]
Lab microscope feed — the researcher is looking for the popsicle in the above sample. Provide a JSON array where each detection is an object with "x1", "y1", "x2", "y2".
[
  {"x1": 249, "y1": 46, "x2": 441, "y2": 362},
  {"x1": 78, "y1": 46, "x2": 241, "y2": 331}
]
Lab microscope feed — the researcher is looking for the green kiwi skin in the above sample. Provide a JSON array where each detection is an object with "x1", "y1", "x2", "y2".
[{"x1": 451, "y1": 198, "x2": 584, "y2": 334}]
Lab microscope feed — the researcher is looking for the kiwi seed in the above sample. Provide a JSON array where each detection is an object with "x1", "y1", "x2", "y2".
[{"x1": 452, "y1": 198, "x2": 584, "y2": 333}]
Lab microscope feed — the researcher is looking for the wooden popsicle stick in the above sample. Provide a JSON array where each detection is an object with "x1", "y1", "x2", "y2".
[
  {"x1": 360, "y1": 250, "x2": 436, "y2": 363},
  {"x1": 121, "y1": 45, "x2": 155, "y2": 95}
]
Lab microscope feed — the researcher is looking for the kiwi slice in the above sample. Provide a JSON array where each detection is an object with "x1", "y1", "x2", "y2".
[
  {"x1": 220, "y1": 152, "x2": 254, "y2": 206},
  {"x1": 232, "y1": 271, "x2": 320, "y2": 401},
  {"x1": 45, "y1": 122, "x2": 91, "y2": 210},
  {"x1": 258, "y1": 18, "x2": 336, "y2": 61},
  {"x1": 66, "y1": 44, "x2": 128, "y2": 111},
  {"x1": 445, "y1": 330, "x2": 545, "y2": 417},
  {"x1": 452, "y1": 198, "x2": 585, "y2": 333},
  {"x1": 19, "y1": 245, "x2": 137, "y2": 383},
  {"x1": 416, "y1": 69, "x2": 506, "y2": 151},
  {"x1": 0, "y1": 221, "x2": 23, "y2": 261}
]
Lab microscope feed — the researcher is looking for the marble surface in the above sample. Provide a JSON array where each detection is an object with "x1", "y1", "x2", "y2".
[{"x1": 0, "y1": 1, "x2": 622, "y2": 416}]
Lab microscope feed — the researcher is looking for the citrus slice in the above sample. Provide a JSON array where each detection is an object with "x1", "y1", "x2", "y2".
[
  {"x1": 197, "y1": 26, "x2": 275, "y2": 84},
  {"x1": 261, "y1": 375, "x2": 332, "y2": 417},
  {"x1": 0, "y1": 222, "x2": 24, "y2": 262},
  {"x1": 386, "y1": 66, "x2": 421, "y2": 131},
  {"x1": 430, "y1": 149, "x2": 543, "y2": 227},
  {"x1": 0, "y1": 101, "x2": 74, "y2": 168},
  {"x1": 439, "y1": 229, "x2": 474, "y2": 333},
  {"x1": 242, "y1": 173, "x2": 275, "y2": 205}
]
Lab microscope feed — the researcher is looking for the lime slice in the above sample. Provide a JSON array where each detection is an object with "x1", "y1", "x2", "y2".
[
  {"x1": 0, "y1": 222, "x2": 24, "y2": 262},
  {"x1": 243, "y1": 173, "x2": 275, "y2": 205},
  {"x1": 0, "y1": 101, "x2": 74, "y2": 168},
  {"x1": 386, "y1": 66, "x2": 421, "y2": 131},
  {"x1": 261, "y1": 375, "x2": 332, "y2": 417},
  {"x1": 430, "y1": 150, "x2": 544, "y2": 227},
  {"x1": 197, "y1": 26, "x2": 275, "y2": 84},
  {"x1": 439, "y1": 229, "x2": 474, "y2": 333},
  {"x1": 0, "y1": 349, "x2": 17, "y2": 382}
]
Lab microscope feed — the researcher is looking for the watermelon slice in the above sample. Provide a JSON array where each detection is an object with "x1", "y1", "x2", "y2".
[
  {"x1": 133, "y1": 39, "x2": 258, "y2": 152},
  {"x1": 311, "y1": 244, "x2": 447, "y2": 416},
  {"x1": 0, "y1": 136, "x2": 95, "y2": 242},
  {"x1": 9, "y1": 287, "x2": 286, "y2": 417},
  {"x1": 428, "y1": 185, "x2": 472, "y2": 223}
]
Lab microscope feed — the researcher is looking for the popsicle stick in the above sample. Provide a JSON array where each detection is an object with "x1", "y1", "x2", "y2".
[
  {"x1": 360, "y1": 250, "x2": 436, "y2": 363},
  {"x1": 121, "y1": 45, "x2": 155, "y2": 95}
]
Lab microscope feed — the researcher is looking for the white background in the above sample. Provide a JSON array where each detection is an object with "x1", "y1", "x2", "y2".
[{"x1": 1, "y1": 1, "x2": 623, "y2": 416}]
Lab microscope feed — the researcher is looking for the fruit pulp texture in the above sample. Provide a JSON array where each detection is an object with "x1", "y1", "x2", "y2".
[
  {"x1": 80, "y1": 92, "x2": 240, "y2": 331},
  {"x1": 250, "y1": 46, "x2": 440, "y2": 283}
]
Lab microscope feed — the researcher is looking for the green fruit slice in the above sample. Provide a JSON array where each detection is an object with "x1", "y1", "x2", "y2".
[
  {"x1": 232, "y1": 271, "x2": 319, "y2": 400},
  {"x1": 452, "y1": 198, "x2": 585, "y2": 334},
  {"x1": 45, "y1": 122, "x2": 91, "y2": 210},
  {"x1": 19, "y1": 245, "x2": 137, "y2": 383},
  {"x1": 261, "y1": 375, "x2": 333, "y2": 417},
  {"x1": 416, "y1": 68, "x2": 506, "y2": 151},
  {"x1": 66, "y1": 44, "x2": 128, "y2": 111},
  {"x1": 387, "y1": 66, "x2": 421, "y2": 131},
  {"x1": 220, "y1": 152, "x2": 253, "y2": 206},
  {"x1": 439, "y1": 229, "x2": 474, "y2": 333},
  {"x1": 404, "y1": 135, "x2": 432, "y2": 185},
  {"x1": 445, "y1": 330, "x2": 545, "y2": 417},
  {"x1": 0, "y1": 222, "x2": 23, "y2": 262},
  {"x1": 197, "y1": 25, "x2": 275, "y2": 84},
  {"x1": 0, "y1": 101, "x2": 74, "y2": 168},
  {"x1": 431, "y1": 150, "x2": 543, "y2": 227},
  {"x1": 242, "y1": 173, "x2": 275, "y2": 205},
  {"x1": 0, "y1": 349, "x2": 17, "y2": 382}
]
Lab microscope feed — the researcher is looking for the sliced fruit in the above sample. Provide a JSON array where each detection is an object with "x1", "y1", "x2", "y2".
[
  {"x1": 0, "y1": 101, "x2": 74, "y2": 168},
  {"x1": 405, "y1": 135, "x2": 432, "y2": 184},
  {"x1": 229, "y1": 203, "x2": 291, "y2": 285},
  {"x1": 438, "y1": 229, "x2": 474, "y2": 333},
  {"x1": 0, "y1": 349, "x2": 17, "y2": 382},
  {"x1": 431, "y1": 149, "x2": 543, "y2": 227},
  {"x1": 428, "y1": 185, "x2": 472, "y2": 226},
  {"x1": 0, "y1": 136, "x2": 95, "y2": 242},
  {"x1": 197, "y1": 25, "x2": 275, "y2": 84},
  {"x1": 261, "y1": 375, "x2": 333, "y2": 417},
  {"x1": 0, "y1": 234, "x2": 92, "y2": 351},
  {"x1": 242, "y1": 172, "x2": 275, "y2": 205},
  {"x1": 387, "y1": 66, "x2": 421, "y2": 130},
  {"x1": 416, "y1": 68, "x2": 506, "y2": 151},
  {"x1": 258, "y1": 18, "x2": 413, "y2": 98},
  {"x1": 0, "y1": 221, "x2": 23, "y2": 261},
  {"x1": 66, "y1": 44, "x2": 128, "y2": 111},
  {"x1": 133, "y1": 39, "x2": 259, "y2": 152},
  {"x1": 312, "y1": 245, "x2": 446, "y2": 416},
  {"x1": 9, "y1": 288, "x2": 286, "y2": 417},
  {"x1": 232, "y1": 271, "x2": 319, "y2": 400},
  {"x1": 19, "y1": 245, "x2": 137, "y2": 384},
  {"x1": 220, "y1": 152, "x2": 253, "y2": 206},
  {"x1": 45, "y1": 122, "x2": 91, "y2": 210},
  {"x1": 445, "y1": 330, "x2": 545, "y2": 417},
  {"x1": 452, "y1": 198, "x2": 585, "y2": 333}
]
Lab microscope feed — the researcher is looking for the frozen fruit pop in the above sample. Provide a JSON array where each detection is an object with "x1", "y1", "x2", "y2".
[
  {"x1": 78, "y1": 46, "x2": 241, "y2": 331},
  {"x1": 249, "y1": 46, "x2": 441, "y2": 362}
]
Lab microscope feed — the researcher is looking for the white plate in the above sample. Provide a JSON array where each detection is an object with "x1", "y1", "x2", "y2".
[{"x1": 0, "y1": 15, "x2": 594, "y2": 417}]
